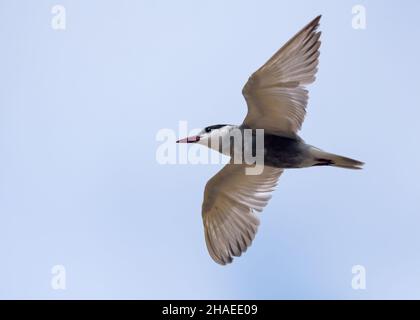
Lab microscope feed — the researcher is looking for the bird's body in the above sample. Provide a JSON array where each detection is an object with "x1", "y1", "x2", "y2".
[
  {"x1": 203, "y1": 125, "x2": 308, "y2": 168},
  {"x1": 177, "y1": 15, "x2": 364, "y2": 265},
  {"x1": 206, "y1": 125, "x2": 362, "y2": 170}
]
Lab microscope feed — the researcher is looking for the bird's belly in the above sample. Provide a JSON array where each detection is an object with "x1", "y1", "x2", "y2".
[
  {"x1": 263, "y1": 135, "x2": 309, "y2": 169},
  {"x1": 224, "y1": 132, "x2": 310, "y2": 168},
  {"x1": 264, "y1": 149, "x2": 304, "y2": 168}
]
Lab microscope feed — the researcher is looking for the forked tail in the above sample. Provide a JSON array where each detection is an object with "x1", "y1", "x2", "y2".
[{"x1": 310, "y1": 147, "x2": 364, "y2": 170}]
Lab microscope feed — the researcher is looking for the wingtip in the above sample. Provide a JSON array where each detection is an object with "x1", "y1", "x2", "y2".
[
  {"x1": 304, "y1": 15, "x2": 322, "y2": 32},
  {"x1": 308, "y1": 15, "x2": 322, "y2": 28},
  {"x1": 313, "y1": 15, "x2": 322, "y2": 26}
]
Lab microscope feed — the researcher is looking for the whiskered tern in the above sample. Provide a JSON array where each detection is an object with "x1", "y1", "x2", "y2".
[{"x1": 177, "y1": 15, "x2": 364, "y2": 265}]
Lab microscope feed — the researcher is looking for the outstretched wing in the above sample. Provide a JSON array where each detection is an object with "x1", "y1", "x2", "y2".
[
  {"x1": 202, "y1": 164, "x2": 283, "y2": 265},
  {"x1": 242, "y1": 15, "x2": 322, "y2": 137}
]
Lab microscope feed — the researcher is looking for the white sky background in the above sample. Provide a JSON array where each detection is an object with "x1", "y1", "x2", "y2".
[{"x1": 1, "y1": 0, "x2": 420, "y2": 298}]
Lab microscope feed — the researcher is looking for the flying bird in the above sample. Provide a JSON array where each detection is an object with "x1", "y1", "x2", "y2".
[{"x1": 177, "y1": 15, "x2": 364, "y2": 265}]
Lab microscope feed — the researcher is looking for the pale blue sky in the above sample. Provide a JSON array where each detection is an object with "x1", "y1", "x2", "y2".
[{"x1": 1, "y1": 0, "x2": 420, "y2": 299}]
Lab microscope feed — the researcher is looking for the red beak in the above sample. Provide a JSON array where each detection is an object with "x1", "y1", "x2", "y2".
[{"x1": 176, "y1": 135, "x2": 200, "y2": 143}]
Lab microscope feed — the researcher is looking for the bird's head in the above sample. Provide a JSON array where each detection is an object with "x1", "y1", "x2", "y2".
[{"x1": 176, "y1": 124, "x2": 234, "y2": 146}]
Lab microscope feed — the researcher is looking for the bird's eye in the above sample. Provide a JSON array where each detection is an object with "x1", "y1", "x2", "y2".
[{"x1": 205, "y1": 127, "x2": 212, "y2": 133}]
